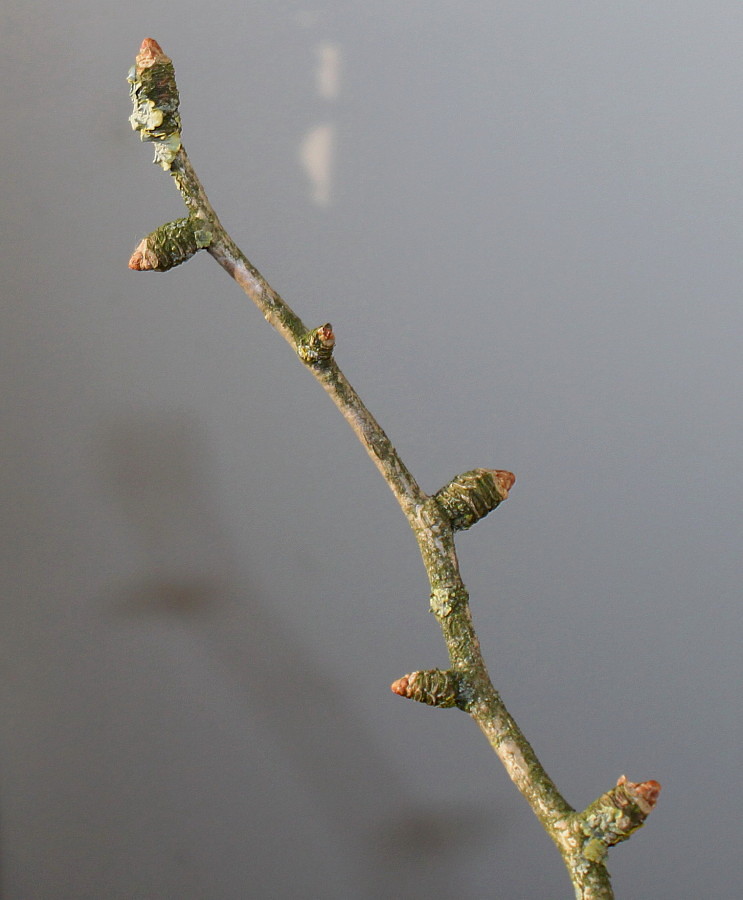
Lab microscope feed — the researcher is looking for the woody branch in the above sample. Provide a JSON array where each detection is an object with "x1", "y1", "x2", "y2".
[{"x1": 127, "y1": 39, "x2": 659, "y2": 898}]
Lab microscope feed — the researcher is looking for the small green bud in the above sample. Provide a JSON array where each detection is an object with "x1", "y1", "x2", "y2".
[
  {"x1": 434, "y1": 468, "x2": 514, "y2": 531},
  {"x1": 390, "y1": 669, "x2": 460, "y2": 708},
  {"x1": 129, "y1": 215, "x2": 212, "y2": 272},
  {"x1": 297, "y1": 323, "x2": 335, "y2": 365},
  {"x1": 581, "y1": 775, "x2": 661, "y2": 850}
]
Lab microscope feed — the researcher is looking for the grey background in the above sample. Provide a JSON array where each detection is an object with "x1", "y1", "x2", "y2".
[{"x1": 2, "y1": 2, "x2": 741, "y2": 898}]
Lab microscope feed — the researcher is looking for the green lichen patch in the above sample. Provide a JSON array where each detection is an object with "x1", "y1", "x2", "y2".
[{"x1": 429, "y1": 585, "x2": 468, "y2": 619}]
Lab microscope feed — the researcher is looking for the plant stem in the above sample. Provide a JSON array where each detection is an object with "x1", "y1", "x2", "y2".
[
  {"x1": 174, "y1": 141, "x2": 601, "y2": 894},
  {"x1": 127, "y1": 39, "x2": 660, "y2": 897}
]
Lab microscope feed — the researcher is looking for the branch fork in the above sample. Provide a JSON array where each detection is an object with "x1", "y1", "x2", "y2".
[{"x1": 126, "y1": 39, "x2": 659, "y2": 898}]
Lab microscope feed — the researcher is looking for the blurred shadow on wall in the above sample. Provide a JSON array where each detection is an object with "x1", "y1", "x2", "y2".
[
  {"x1": 98, "y1": 411, "x2": 504, "y2": 898},
  {"x1": 100, "y1": 413, "x2": 231, "y2": 617}
]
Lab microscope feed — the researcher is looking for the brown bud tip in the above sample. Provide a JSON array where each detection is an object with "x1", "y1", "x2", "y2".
[
  {"x1": 390, "y1": 675, "x2": 411, "y2": 696},
  {"x1": 617, "y1": 775, "x2": 661, "y2": 813},
  {"x1": 317, "y1": 323, "x2": 335, "y2": 346},
  {"x1": 128, "y1": 239, "x2": 158, "y2": 271},
  {"x1": 136, "y1": 38, "x2": 169, "y2": 69},
  {"x1": 493, "y1": 470, "x2": 515, "y2": 496},
  {"x1": 634, "y1": 779, "x2": 661, "y2": 808}
]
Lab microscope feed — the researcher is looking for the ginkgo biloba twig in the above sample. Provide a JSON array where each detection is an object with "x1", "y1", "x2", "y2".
[{"x1": 127, "y1": 38, "x2": 660, "y2": 898}]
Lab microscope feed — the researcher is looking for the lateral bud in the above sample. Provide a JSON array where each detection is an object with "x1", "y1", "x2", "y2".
[
  {"x1": 128, "y1": 38, "x2": 182, "y2": 170},
  {"x1": 434, "y1": 468, "x2": 515, "y2": 531},
  {"x1": 390, "y1": 669, "x2": 460, "y2": 708},
  {"x1": 581, "y1": 775, "x2": 661, "y2": 857},
  {"x1": 297, "y1": 323, "x2": 335, "y2": 365},
  {"x1": 129, "y1": 215, "x2": 212, "y2": 271}
]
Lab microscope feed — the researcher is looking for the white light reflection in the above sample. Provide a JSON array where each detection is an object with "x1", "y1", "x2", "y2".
[
  {"x1": 300, "y1": 123, "x2": 335, "y2": 207},
  {"x1": 299, "y1": 41, "x2": 341, "y2": 207},
  {"x1": 316, "y1": 42, "x2": 341, "y2": 100}
]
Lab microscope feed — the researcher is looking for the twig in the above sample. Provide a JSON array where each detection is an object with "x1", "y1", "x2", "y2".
[{"x1": 127, "y1": 39, "x2": 660, "y2": 898}]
